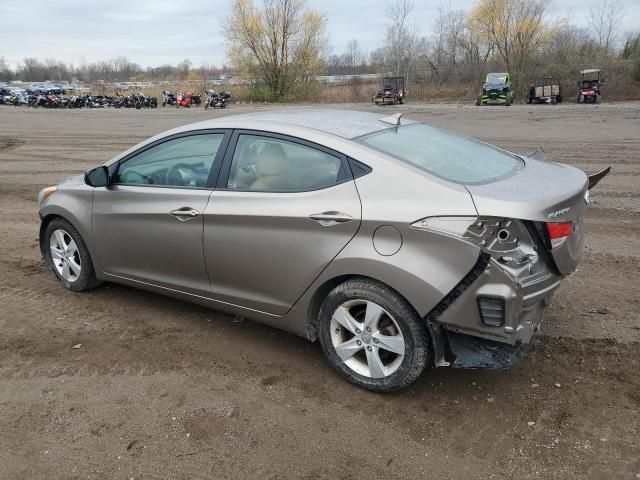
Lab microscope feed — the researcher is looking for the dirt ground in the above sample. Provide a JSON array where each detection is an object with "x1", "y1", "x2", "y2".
[{"x1": 0, "y1": 102, "x2": 638, "y2": 480}]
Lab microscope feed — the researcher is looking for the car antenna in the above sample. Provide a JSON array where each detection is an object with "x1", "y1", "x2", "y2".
[
  {"x1": 528, "y1": 146, "x2": 547, "y2": 161},
  {"x1": 379, "y1": 113, "x2": 402, "y2": 126}
]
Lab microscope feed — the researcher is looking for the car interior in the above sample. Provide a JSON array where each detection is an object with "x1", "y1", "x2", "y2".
[
  {"x1": 227, "y1": 135, "x2": 342, "y2": 192},
  {"x1": 115, "y1": 134, "x2": 222, "y2": 188}
]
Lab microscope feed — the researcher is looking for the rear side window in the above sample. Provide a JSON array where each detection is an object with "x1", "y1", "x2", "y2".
[
  {"x1": 227, "y1": 134, "x2": 343, "y2": 192},
  {"x1": 357, "y1": 124, "x2": 523, "y2": 185}
]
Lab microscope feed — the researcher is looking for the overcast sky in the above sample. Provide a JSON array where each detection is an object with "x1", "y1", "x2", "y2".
[{"x1": 1, "y1": 0, "x2": 639, "y2": 69}]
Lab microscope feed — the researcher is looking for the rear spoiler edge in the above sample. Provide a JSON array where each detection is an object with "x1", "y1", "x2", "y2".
[{"x1": 587, "y1": 166, "x2": 611, "y2": 189}]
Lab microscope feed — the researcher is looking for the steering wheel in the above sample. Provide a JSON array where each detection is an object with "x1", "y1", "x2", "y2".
[
  {"x1": 166, "y1": 163, "x2": 201, "y2": 187},
  {"x1": 118, "y1": 168, "x2": 153, "y2": 184}
]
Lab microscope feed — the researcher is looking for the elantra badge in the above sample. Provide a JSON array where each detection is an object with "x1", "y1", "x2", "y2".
[{"x1": 548, "y1": 207, "x2": 570, "y2": 219}]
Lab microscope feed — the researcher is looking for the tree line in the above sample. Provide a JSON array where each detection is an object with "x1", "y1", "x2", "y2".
[
  {"x1": 1, "y1": 0, "x2": 639, "y2": 101},
  {"x1": 0, "y1": 56, "x2": 228, "y2": 84}
]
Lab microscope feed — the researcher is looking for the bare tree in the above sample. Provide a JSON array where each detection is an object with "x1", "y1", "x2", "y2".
[
  {"x1": 346, "y1": 39, "x2": 366, "y2": 69},
  {"x1": 385, "y1": 0, "x2": 414, "y2": 77},
  {"x1": 382, "y1": 0, "x2": 426, "y2": 82},
  {"x1": 224, "y1": 0, "x2": 327, "y2": 99},
  {"x1": 429, "y1": 5, "x2": 467, "y2": 78},
  {"x1": 588, "y1": 0, "x2": 624, "y2": 53},
  {"x1": 0, "y1": 57, "x2": 12, "y2": 81},
  {"x1": 177, "y1": 59, "x2": 193, "y2": 79},
  {"x1": 469, "y1": 0, "x2": 556, "y2": 78}
]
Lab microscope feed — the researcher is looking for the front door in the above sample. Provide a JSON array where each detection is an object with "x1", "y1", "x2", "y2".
[
  {"x1": 92, "y1": 131, "x2": 228, "y2": 295},
  {"x1": 203, "y1": 132, "x2": 361, "y2": 315}
]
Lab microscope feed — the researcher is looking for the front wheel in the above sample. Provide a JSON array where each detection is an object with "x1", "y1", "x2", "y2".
[
  {"x1": 43, "y1": 218, "x2": 101, "y2": 292},
  {"x1": 318, "y1": 279, "x2": 431, "y2": 392}
]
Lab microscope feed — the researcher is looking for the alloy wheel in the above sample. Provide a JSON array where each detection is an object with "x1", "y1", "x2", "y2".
[
  {"x1": 49, "y1": 229, "x2": 81, "y2": 282},
  {"x1": 330, "y1": 299, "x2": 405, "y2": 378}
]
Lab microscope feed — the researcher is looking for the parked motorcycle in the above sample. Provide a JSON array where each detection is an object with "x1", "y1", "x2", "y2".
[
  {"x1": 162, "y1": 90, "x2": 176, "y2": 106},
  {"x1": 175, "y1": 91, "x2": 194, "y2": 108},
  {"x1": 204, "y1": 89, "x2": 231, "y2": 109}
]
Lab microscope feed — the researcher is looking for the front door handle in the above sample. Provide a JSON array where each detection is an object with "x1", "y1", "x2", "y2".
[
  {"x1": 169, "y1": 207, "x2": 200, "y2": 221},
  {"x1": 308, "y1": 211, "x2": 353, "y2": 226}
]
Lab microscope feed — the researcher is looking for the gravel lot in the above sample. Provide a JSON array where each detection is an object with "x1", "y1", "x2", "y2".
[{"x1": 0, "y1": 102, "x2": 638, "y2": 479}]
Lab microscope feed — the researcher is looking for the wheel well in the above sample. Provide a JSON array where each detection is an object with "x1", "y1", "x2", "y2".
[
  {"x1": 39, "y1": 214, "x2": 64, "y2": 256},
  {"x1": 305, "y1": 274, "x2": 435, "y2": 351},
  {"x1": 305, "y1": 275, "x2": 356, "y2": 341}
]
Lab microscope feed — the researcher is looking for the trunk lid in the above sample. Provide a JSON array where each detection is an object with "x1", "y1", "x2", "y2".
[{"x1": 466, "y1": 156, "x2": 588, "y2": 275}]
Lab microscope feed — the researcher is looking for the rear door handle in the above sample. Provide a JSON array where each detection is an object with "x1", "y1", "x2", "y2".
[
  {"x1": 308, "y1": 211, "x2": 353, "y2": 226},
  {"x1": 169, "y1": 207, "x2": 200, "y2": 221}
]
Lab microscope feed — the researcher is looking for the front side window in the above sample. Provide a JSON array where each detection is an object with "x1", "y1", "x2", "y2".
[
  {"x1": 227, "y1": 134, "x2": 343, "y2": 192},
  {"x1": 358, "y1": 124, "x2": 523, "y2": 185},
  {"x1": 116, "y1": 133, "x2": 223, "y2": 188}
]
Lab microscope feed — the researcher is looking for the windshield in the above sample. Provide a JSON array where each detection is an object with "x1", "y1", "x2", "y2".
[
  {"x1": 357, "y1": 124, "x2": 524, "y2": 185},
  {"x1": 487, "y1": 73, "x2": 507, "y2": 83}
]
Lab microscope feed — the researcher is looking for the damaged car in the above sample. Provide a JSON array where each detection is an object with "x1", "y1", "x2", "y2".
[{"x1": 38, "y1": 109, "x2": 610, "y2": 392}]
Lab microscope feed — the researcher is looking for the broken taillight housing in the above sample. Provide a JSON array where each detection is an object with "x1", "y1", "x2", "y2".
[
  {"x1": 545, "y1": 221, "x2": 572, "y2": 249},
  {"x1": 411, "y1": 216, "x2": 539, "y2": 271}
]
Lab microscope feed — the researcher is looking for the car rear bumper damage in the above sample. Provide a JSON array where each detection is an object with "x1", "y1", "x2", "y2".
[{"x1": 427, "y1": 249, "x2": 562, "y2": 369}]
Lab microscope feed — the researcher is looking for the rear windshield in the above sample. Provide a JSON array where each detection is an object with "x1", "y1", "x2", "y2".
[{"x1": 357, "y1": 124, "x2": 524, "y2": 184}]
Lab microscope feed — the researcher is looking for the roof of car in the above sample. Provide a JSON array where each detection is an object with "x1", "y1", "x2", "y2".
[{"x1": 187, "y1": 109, "x2": 417, "y2": 140}]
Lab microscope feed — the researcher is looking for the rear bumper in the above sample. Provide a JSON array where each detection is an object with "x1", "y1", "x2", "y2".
[
  {"x1": 433, "y1": 255, "x2": 562, "y2": 347},
  {"x1": 373, "y1": 96, "x2": 396, "y2": 104}
]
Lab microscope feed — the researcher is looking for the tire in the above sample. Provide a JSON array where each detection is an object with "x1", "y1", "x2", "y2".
[
  {"x1": 506, "y1": 93, "x2": 512, "y2": 106},
  {"x1": 318, "y1": 279, "x2": 431, "y2": 392},
  {"x1": 596, "y1": 95, "x2": 601, "y2": 104},
  {"x1": 43, "y1": 218, "x2": 101, "y2": 292},
  {"x1": 578, "y1": 94, "x2": 584, "y2": 103},
  {"x1": 476, "y1": 96, "x2": 482, "y2": 106}
]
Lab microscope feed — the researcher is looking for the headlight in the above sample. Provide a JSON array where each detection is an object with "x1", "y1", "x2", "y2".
[
  {"x1": 38, "y1": 186, "x2": 57, "y2": 203},
  {"x1": 412, "y1": 216, "x2": 538, "y2": 270}
]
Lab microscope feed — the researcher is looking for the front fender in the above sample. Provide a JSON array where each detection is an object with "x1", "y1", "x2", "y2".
[{"x1": 39, "y1": 187, "x2": 103, "y2": 276}]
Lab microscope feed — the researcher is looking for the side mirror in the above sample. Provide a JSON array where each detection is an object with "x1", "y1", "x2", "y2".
[{"x1": 85, "y1": 166, "x2": 110, "y2": 187}]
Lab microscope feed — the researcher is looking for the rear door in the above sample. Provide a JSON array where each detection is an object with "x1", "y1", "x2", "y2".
[
  {"x1": 92, "y1": 131, "x2": 229, "y2": 295},
  {"x1": 203, "y1": 131, "x2": 361, "y2": 315}
]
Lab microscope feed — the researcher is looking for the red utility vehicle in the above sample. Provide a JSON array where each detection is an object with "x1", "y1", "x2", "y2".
[{"x1": 577, "y1": 69, "x2": 603, "y2": 104}]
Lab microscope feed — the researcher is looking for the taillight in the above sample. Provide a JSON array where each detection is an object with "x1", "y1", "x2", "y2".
[{"x1": 546, "y1": 221, "x2": 572, "y2": 249}]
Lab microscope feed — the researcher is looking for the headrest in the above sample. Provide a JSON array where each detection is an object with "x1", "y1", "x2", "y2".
[{"x1": 256, "y1": 143, "x2": 288, "y2": 177}]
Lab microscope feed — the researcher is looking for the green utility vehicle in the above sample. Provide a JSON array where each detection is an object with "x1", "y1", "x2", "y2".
[{"x1": 476, "y1": 72, "x2": 513, "y2": 106}]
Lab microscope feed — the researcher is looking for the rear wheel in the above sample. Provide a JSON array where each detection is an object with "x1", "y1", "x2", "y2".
[
  {"x1": 476, "y1": 96, "x2": 482, "y2": 106},
  {"x1": 43, "y1": 218, "x2": 101, "y2": 292},
  {"x1": 318, "y1": 279, "x2": 431, "y2": 392}
]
